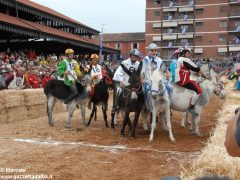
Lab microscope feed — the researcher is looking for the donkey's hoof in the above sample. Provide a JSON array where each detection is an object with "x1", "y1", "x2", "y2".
[
  {"x1": 149, "y1": 139, "x2": 153, "y2": 143},
  {"x1": 65, "y1": 124, "x2": 71, "y2": 129},
  {"x1": 49, "y1": 122, "x2": 54, "y2": 127},
  {"x1": 196, "y1": 133, "x2": 204, "y2": 138},
  {"x1": 171, "y1": 139, "x2": 176, "y2": 144}
]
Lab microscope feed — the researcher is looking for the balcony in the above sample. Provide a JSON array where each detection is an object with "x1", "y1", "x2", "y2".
[
  {"x1": 178, "y1": 33, "x2": 194, "y2": 39},
  {"x1": 153, "y1": 23, "x2": 161, "y2": 29},
  {"x1": 229, "y1": 0, "x2": 240, "y2": 4},
  {"x1": 229, "y1": 45, "x2": 240, "y2": 52},
  {"x1": 194, "y1": 48, "x2": 203, "y2": 54},
  {"x1": 162, "y1": 21, "x2": 178, "y2": 27},
  {"x1": 162, "y1": 34, "x2": 177, "y2": 40},
  {"x1": 153, "y1": 36, "x2": 162, "y2": 42},
  {"x1": 218, "y1": 48, "x2": 228, "y2": 53},
  {"x1": 179, "y1": 7, "x2": 194, "y2": 12},
  {"x1": 162, "y1": 7, "x2": 178, "y2": 12},
  {"x1": 161, "y1": 41, "x2": 193, "y2": 48},
  {"x1": 229, "y1": 26, "x2": 240, "y2": 32},
  {"x1": 229, "y1": 12, "x2": 240, "y2": 18},
  {"x1": 179, "y1": 0, "x2": 194, "y2": 7},
  {"x1": 162, "y1": 15, "x2": 177, "y2": 21}
]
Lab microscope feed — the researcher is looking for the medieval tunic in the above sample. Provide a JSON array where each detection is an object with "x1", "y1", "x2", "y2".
[
  {"x1": 58, "y1": 59, "x2": 81, "y2": 86},
  {"x1": 113, "y1": 58, "x2": 139, "y2": 86}
]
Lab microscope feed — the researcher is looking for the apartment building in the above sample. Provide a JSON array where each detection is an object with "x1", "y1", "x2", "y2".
[{"x1": 146, "y1": 0, "x2": 240, "y2": 59}]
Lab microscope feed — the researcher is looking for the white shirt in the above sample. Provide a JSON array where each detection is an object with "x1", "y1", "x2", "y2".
[
  {"x1": 141, "y1": 55, "x2": 163, "y2": 82},
  {"x1": 113, "y1": 58, "x2": 139, "y2": 86},
  {"x1": 90, "y1": 64, "x2": 103, "y2": 85}
]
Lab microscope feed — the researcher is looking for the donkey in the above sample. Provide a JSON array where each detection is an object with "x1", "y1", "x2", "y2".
[
  {"x1": 86, "y1": 75, "x2": 110, "y2": 127},
  {"x1": 44, "y1": 74, "x2": 92, "y2": 128},
  {"x1": 148, "y1": 69, "x2": 175, "y2": 143},
  {"x1": 179, "y1": 69, "x2": 225, "y2": 130},
  {"x1": 111, "y1": 62, "x2": 145, "y2": 138},
  {"x1": 169, "y1": 73, "x2": 226, "y2": 137}
]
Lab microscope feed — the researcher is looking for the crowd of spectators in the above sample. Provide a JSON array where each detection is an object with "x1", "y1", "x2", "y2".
[{"x1": 0, "y1": 48, "x2": 239, "y2": 91}]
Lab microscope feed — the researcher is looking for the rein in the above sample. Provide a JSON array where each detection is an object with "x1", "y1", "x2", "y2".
[{"x1": 151, "y1": 86, "x2": 167, "y2": 96}]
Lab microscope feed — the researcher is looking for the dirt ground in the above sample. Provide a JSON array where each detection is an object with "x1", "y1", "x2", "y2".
[{"x1": 0, "y1": 93, "x2": 222, "y2": 180}]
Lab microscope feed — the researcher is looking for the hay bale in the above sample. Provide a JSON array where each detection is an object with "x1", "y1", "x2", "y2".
[
  {"x1": 181, "y1": 80, "x2": 240, "y2": 180},
  {"x1": 6, "y1": 106, "x2": 28, "y2": 123},
  {"x1": 27, "y1": 104, "x2": 46, "y2": 119},
  {"x1": 4, "y1": 90, "x2": 25, "y2": 108},
  {"x1": 0, "y1": 90, "x2": 7, "y2": 111},
  {"x1": 24, "y1": 89, "x2": 46, "y2": 106},
  {"x1": 0, "y1": 111, "x2": 8, "y2": 124}
]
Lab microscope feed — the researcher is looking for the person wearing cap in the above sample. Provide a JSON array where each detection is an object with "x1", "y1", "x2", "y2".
[
  {"x1": 87, "y1": 53, "x2": 105, "y2": 109},
  {"x1": 58, "y1": 48, "x2": 82, "y2": 104},
  {"x1": 229, "y1": 65, "x2": 240, "y2": 90},
  {"x1": 175, "y1": 47, "x2": 207, "y2": 116},
  {"x1": 170, "y1": 48, "x2": 180, "y2": 83},
  {"x1": 112, "y1": 49, "x2": 140, "y2": 111},
  {"x1": 140, "y1": 43, "x2": 170, "y2": 111}
]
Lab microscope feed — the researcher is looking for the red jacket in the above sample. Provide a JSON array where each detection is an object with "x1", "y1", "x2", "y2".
[
  {"x1": 42, "y1": 76, "x2": 52, "y2": 88},
  {"x1": 28, "y1": 74, "x2": 40, "y2": 88}
]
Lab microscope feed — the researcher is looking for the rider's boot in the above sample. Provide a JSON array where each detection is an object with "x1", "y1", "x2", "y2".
[{"x1": 188, "y1": 92, "x2": 200, "y2": 116}]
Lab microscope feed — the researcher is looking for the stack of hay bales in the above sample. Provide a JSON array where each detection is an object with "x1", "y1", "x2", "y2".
[
  {"x1": 181, "y1": 79, "x2": 240, "y2": 179},
  {"x1": 0, "y1": 89, "x2": 64, "y2": 124}
]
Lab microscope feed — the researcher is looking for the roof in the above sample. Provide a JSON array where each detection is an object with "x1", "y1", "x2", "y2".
[
  {"x1": 103, "y1": 32, "x2": 145, "y2": 42},
  {"x1": 17, "y1": 0, "x2": 98, "y2": 33},
  {"x1": 0, "y1": 13, "x2": 116, "y2": 52}
]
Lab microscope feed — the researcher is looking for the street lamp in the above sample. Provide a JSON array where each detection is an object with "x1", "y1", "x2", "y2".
[{"x1": 99, "y1": 24, "x2": 105, "y2": 63}]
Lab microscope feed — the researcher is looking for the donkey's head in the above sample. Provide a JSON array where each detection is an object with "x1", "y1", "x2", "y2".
[
  {"x1": 209, "y1": 69, "x2": 226, "y2": 99},
  {"x1": 120, "y1": 62, "x2": 142, "y2": 100},
  {"x1": 81, "y1": 73, "x2": 92, "y2": 95},
  {"x1": 150, "y1": 70, "x2": 165, "y2": 99}
]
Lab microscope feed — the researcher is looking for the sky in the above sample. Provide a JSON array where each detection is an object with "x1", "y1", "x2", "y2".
[{"x1": 31, "y1": 0, "x2": 146, "y2": 34}]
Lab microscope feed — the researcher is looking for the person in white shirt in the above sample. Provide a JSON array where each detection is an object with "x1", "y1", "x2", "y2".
[
  {"x1": 140, "y1": 43, "x2": 170, "y2": 112},
  {"x1": 112, "y1": 49, "x2": 140, "y2": 110}
]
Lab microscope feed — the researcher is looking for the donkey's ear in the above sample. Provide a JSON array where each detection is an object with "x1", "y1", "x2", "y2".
[
  {"x1": 136, "y1": 61, "x2": 143, "y2": 76},
  {"x1": 120, "y1": 64, "x2": 132, "y2": 76}
]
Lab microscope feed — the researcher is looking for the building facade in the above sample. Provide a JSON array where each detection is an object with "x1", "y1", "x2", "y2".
[
  {"x1": 146, "y1": 0, "x2": 240, "y2": 59},
  {"x1": 102, "y1": 32, "x2": 145, "y2": 60}
]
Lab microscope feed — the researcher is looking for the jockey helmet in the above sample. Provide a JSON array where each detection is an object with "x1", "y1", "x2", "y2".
[
  {"x1": 173, "y1": 48, "x2": 180, "y2": 56},
  {"x1": 148, "y1": 43, "x2": 158, "y2": 50},
  {"x1": 179, "y1": 47, "x2": 192, "y2": 56},
  {"x1": 130, "y1": 49, "x2": 139, "y2": 56},
  {"x1": 65, "y1": 48, "x2": 74, "y2": 55},
  {"x1": 90, "y1": 54, "x2": 99, "y2": 60}
]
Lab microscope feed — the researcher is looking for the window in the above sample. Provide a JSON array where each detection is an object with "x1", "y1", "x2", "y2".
[
  {"x1": 220, "y1": 6, "x2": 227, "y2": 13},
  {"x1": 220, "y1": 20, "x2": 227, "y2": 28},
  {"x1": 132, "y1": 43, "x2": 138, "y2": 49},
  {"x1": 235, "y1": 21, "x2": 240, "y2": 27},
  {"x1": 196, "y1": 8, "x2": 204, "y2": 14},
  {"x1": 195, "y1": 21, "x2": 203, "y2": 28},
  {"x1": 115, "y1": 43, "x2": 122, "y2": 50},
  {"x1": 219, "y1": 34, "x2": 226, "y2": 42},
  {"x1": 154, "y1": 10, "x2": 161, "y2": 16}
]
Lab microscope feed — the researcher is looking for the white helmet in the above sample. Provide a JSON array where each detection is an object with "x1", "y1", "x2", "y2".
[{"x1": 148, "y1": 43, "x2": 158, "y2": 50}]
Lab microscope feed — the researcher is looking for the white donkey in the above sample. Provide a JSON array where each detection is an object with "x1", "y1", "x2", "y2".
[
  {"x1": 170, "y1": 71, "x2": 226, "y2": 137},
  {"x1": 148, "y1": 70, "x2": 175, "y2": 143},
  {"x1": 179, "y1": 69, "x2": 225, "y2": 131}
]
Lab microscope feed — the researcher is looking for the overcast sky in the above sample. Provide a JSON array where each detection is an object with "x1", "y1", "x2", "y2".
[{"x1": 31, "y1": 0, "x2": 146, "y2": 33}]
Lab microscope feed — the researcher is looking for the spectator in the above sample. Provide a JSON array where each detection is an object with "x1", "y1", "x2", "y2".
[
  {"x1": 0, "y1": 69, "x2": 7, "y2": 90},
  {"x1": 28, "y1": 70, "x2": 41, "y2": 88},
  {"x1": 42, "y1": 71, "x2": 52, "y2": 88},
  {"x1": 6, "y1": 67, "x2": 27, "y2": 89}
]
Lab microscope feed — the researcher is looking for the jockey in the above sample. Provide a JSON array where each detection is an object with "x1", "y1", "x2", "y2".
[
  {"x1": 112, "y1": 49, "x2": 140, "y2": 110},
  {"x1": 170, "y1": 48, "x2": 180, "y2": 83},
  {"x1": 176, "y1": 47, "x2": 207, "y2": 116},
  {"x1": 140, "y1": 43, "x2": 170, "y2": 112},
  {"x1": 58, "y1": 48, "x2": 82, "y2": 104},
  {"x1": 87, "y1": 53, "x2": 111, "y2": 109}
]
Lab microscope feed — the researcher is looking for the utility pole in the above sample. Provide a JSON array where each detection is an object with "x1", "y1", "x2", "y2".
[{"x1": 99, "y1": 24, "x2": 105, "y2": 63}]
